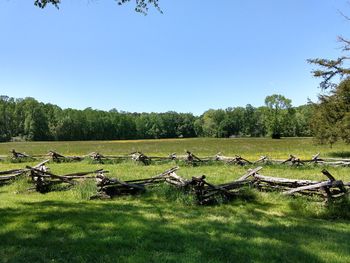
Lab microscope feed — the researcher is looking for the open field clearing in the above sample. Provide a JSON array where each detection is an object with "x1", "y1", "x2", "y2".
[
  {"x1": 1, "y1": 138, "x2": 350, "y2": 263},
  {"x1": 1, "y1": 137, "x2": 350, "y2": 160},
  {"x1": 3, "y1": 0, "x2": 350, "y2": 262}
]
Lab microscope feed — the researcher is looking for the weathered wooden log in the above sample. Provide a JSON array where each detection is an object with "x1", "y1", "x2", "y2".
[
  {"x1": 283, "y1": 180, "x2": 345, "y2": 195},
  {"x1": 169, "y1": 153, "x2": 177, "y2": 160},
  {"x1": 207, "y1": 168, "x2": 263, "y2": 195},
  {"x1": 187, "y1": 171, "x2": 252, "y2": 205},
  {"x1": 214, "y1": 153, "x2": 339, "y2": 166},
  {"x1": 61, "y1": 169, "x2": 107, "y2": 179},
  {"x1": 48, "y1": 150, "x2": 65, "y2": 162},
  {"x1": 87, "y1": 152, "x2": 106, "y2": 163},
  {"x1": 322, "y1": 169, "x2": 348, "y2": 194},
  {"x1": 237, "y1": 167, "x2": 263, "y2": 181},
  {"x1": 187, "y1": 175, "x2": 207, "y2": 204},
  {"x1": 10, "y1": 149, "x2": 30, "y2": 159},
  {"x1": 226, "y1": 155, "x2": 252, "y2": 166},
  {"x1": 0, "y1": 169, "x2": 26, "y2": 175},
  {"x1": 321, "y1": 157, "x2": 350, "y2": 162},
  {"x1": 185, "y1": 151, "x2": 202, "y2": 163},
  {"x1": 321, "y1": 169, "x2": 336, "y2": 181},
  {"x1": 311, "y1": 153, "x2": 323, "y2": 162},
  {"x1": 165, "y1": 172, "x2": 189, "y2": 187},
  {"x1": 202, "y1": 180, "x2": 236, "y2": 196},
  {"x1": 126, "y1": 177, "x2": 165, "y2": 186},
  {"x1": 281, "y1": 155, "x2": 304, "y2": 165},
  {"x1": 107, "y1": 163, "x2": 347, "y2": 202},
  {"x1": 250, "y1": 169, "x2": 346, "y2": 199},
  {"x1": 102, "y1": 178, "x2": 145, "y2": 190},
  {"x1": 253, "y1": 174, "x2": 320, "y2": 187},
  {"x1": 124, "y1": 167, "x2": 181, "y2": 186},
  {"x1": 130, "y1": 152, "x2": 151, "y2": 165},
  {"x1": 215, "y1": 153, "x2": 231, "y2": 161},
  {"x1": 218, "y1": 179, "x2": 252, "y2": 191},
  {"x1": 321, "y1": 161, "x2": 350, "y2": 166},
  {"x1": 93, "y1": 167, "x2": 180, "y2": 198},
  {"x1": 34, "y1": 159, "x2": 51, "y2": 168},
  {"x1": 278, "y1": 153, "x2": 350, "y2": 166},
  {"x1": 48, "y1": 151, "x2": 82, "y2": 162},
  {"x1": 27, "y1": 164, "x2": 106, "y2": 193},
  {"x1": 0, "y1": 159, "x2": 49, "y2": 186},
  {"x1": 96, "y1": 175, "x2": 145, "y2": 196},
  {"x1": 27, "y1": 166, "x2": 74, "y2": 184},
  {"x1": 254, "y1": 156, "x2": 269, "y2": 164}
]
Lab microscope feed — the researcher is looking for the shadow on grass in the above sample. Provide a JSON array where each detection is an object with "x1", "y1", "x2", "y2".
[
  {"x1": 287, "y1": 195, "x2": 350, "y2": 220},
  {"x1": 1, "y1": 198, "x2": 350, "y2": 263}
]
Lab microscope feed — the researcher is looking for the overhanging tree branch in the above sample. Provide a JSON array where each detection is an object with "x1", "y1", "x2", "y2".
[
  {"x1": 309, "y1": 10, "x2": 350, "y2": 89},
  {"x1": 34, "y1": 0, "x2": 162, "y2": 14},
  {"x1": 308, "y1": 56, "x2": 350, "y2": 90},
  {"x1": 34, "y1": 0, "x2": 60, "y2": 8}
]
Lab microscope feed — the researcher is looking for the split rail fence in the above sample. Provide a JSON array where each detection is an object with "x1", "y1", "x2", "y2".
[
  {"x1": 1, "y1": 150, "x2": 350, "y2": 167},
  {"x1": 1, "y1": 160, "x2": 349, "y2": 205}
]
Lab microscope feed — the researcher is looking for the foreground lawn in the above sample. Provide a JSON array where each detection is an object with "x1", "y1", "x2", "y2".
[
  {"x1": 1, "y1": 138, "x2": 350, "y2": 262},
  {"x1": 1, "y1": 190, "x2": 350, "y2": 263}
]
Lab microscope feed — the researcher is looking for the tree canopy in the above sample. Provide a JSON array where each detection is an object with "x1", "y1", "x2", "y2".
[{"x1": 311, "y1": 78, "x2": 350, "y2": 146}]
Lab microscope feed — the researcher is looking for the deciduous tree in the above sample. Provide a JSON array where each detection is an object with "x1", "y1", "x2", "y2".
[{"x1": 264, "y1": 94, "x2": 293, "y2": 139}]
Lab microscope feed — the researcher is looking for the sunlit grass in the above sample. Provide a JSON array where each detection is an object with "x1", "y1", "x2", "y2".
[
  {"x1": 0, "y1": 138, "x2": 350, "y2": 262},
  {"x1": 1, "y1": 137, "x2": 349, "y2": 160}
]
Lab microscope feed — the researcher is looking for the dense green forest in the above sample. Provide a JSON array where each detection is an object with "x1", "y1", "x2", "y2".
[{"x1": 0, "y1": 94, "x2": 313, "y2": 142}]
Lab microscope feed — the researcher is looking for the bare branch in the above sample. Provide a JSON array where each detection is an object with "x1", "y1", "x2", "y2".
[
  {"x1": 338, "y1": 9, "x2": 350, "y2": 21},
  {"x1": 338, "y1": 36, "x2": 350, "y2": 51}
]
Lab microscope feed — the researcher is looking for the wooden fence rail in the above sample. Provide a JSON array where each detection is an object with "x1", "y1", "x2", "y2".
[
  {"x1": 1, "y1": 161, "x2": 349, "y2": 204},
  {"x1": 1, "y1": 149, "x2": 350, "y2": 167}
]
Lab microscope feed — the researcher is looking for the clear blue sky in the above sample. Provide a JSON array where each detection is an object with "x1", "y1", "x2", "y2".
[{"x1": 0, "y1": 0, "x2": 348, "y2": 115}]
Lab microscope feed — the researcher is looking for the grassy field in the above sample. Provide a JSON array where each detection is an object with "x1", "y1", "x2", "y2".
[
  {"x1": 1, "y1": 137, "x2": 350, "y2": 159},
  {"x1": 1, "y1": 138, "x2": 350, "y2": 263}
]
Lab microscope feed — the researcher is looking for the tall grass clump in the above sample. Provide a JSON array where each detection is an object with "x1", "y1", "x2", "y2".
[
  {"x1": 287, "y1": 194, "x2": 350, "y2": 220},
  {"x1": 235, "y1": 186, "x2": 258, "y2": 202},
  {"x1": 72, "y1": 179, "x2": 98, "y2": 200},
  {"x1": 151, "y1": 184, "x2": 196, "y2": 205},
  {"x1": 287, "y1": 196, "x2": 324, "y2": 217},
  {"x1": 9, "y1": 176, "x2": 31, "y2": 194},
  {"x1": 322, "y1": 195, "x2": 350, "y2": 220}
]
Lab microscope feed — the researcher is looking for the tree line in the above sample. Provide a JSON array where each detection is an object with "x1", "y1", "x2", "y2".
[{"x1": 0, "y1": 94, "x2": 313, "y2": 142}]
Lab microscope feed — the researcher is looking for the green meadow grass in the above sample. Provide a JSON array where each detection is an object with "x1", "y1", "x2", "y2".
[
  {"x1": 1, "y1": 137, "x2": 350, "y2": 159},
  {"x1": 1, "y1": 138, "x2": 350, "y2": 263}
]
